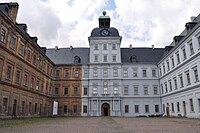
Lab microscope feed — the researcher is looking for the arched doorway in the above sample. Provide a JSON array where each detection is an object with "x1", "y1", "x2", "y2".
[{"x1": 101, "y1": 103, "x2": 110, "y2": 116}]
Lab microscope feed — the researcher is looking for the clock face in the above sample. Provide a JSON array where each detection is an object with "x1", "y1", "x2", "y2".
[{"x1": 101, "y1": 29, "x2": 109, "y2": 36}]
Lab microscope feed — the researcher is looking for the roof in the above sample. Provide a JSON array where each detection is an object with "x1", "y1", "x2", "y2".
[
  {"x1": 91, "y1": 27, "x2": 120, "y2": 37},
  {"x1": 46, "y1": 48, "x2": 90, "y2": 65},
  {"x1": 121, "y1": 48, "x2": 165, "y2": 64}
]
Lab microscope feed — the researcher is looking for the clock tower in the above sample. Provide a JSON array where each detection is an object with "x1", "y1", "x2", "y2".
[{"x1": 88, "y1": 11, "x2": 122, "y2": 64}]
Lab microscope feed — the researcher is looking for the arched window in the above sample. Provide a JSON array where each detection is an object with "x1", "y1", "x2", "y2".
[
  {"x1": 74, "y1": 56, "x2": 81, "y2": 64},
  {"x1": 130, "y1": 55, "x2": 137, "y2": 63}
]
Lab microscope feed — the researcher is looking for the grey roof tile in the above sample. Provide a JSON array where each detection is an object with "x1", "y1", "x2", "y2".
[
  {"x1": 121, "y1": 48, "x2": 165, "y2": 64},
  {"x1": 46, "y1": 48, "x2": 90, "y2": 65}
]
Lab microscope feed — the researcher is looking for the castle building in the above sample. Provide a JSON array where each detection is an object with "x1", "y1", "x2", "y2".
[{"x1": 0, "y1": 3, "x2": 200, "y2": 118}]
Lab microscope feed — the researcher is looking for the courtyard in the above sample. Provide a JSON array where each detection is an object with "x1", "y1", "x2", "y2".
[{"x1": 0, "y1": 117, "x2": 200, "y2": 133}]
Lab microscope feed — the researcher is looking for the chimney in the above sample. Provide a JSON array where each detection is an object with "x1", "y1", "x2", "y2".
[
  {"x1": 129, "y1": 44, "x2": 132, "y2": 49},
  {"x1": 8, "y1": 3, "x2": 19, "y2": 22},
  {"x1": 0, "y1": 3, "x2": 19, "y2": 22},
  {"x1": 151, "y1": 45, "x2": 154, "y2": 49}
]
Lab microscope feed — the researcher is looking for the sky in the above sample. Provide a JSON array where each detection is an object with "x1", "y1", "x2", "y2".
[{"x1": 1, "y1": 0, "x2": 200, "y2": 48}]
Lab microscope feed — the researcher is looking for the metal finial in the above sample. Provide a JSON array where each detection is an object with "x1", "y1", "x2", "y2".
[{"x1": 102, "y1": 11, "x2": 106, "y2": 16}]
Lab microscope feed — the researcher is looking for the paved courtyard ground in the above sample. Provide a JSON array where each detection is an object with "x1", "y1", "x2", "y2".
[{"x1": 0, "y1": 117, "x2": 200, "y2": 133}]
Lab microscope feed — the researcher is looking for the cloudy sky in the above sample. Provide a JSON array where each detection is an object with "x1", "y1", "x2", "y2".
[{"x1": 1, "y1": 0, "x2": 200, "y2": 48}]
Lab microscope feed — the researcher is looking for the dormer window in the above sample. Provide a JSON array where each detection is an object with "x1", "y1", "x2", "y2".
[
  {"x1": 130, "y1": 55, "x2": 137, "y2": 63},
  {"x1": 74, "y1": 56, "x2": 81, "y2": 64}
]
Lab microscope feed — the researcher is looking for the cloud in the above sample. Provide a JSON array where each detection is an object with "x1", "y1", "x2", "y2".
[{"x1": 1, "y1": 0, "x2": 200, "y2": 48}]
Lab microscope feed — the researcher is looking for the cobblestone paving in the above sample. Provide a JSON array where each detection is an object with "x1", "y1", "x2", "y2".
[{"x1": 0, "y1": 117, "x2": 200, "y2": 133}]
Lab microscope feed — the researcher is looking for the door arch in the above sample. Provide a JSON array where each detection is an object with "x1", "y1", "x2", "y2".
[{"x1": 101, "y1": 103, "x2": 110, "y2": 116}]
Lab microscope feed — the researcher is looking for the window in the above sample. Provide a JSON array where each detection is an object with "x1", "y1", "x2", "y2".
[
  {"x1": 198, "y1": 36, "x2": 200, "y2": 49},
  {"x1": 84, "y1": 69, "x2": 88, "y2": 77},
  {"x1": 30, "y1": 77, "x2": 34, "y2": 88},
  {"x1": 194, "y1": 68, "x2": 199, "y2": 82},
  {"x1": 64, "y1": 88, "x2": 68, "y2": 95},
  {"x1": 133, "y1": 68, "x2": 137, "y2": 77},
  {"x1": 169, "y1": 80, "x2": 172, "y2": 91},
  {"x1": 2, "y1": 98, "x2": 8, "y2": 112},
  {"x1": 152, "y1": 69, "x2": 156, "y2": 77},
  {"x1": 176, "y1": 53, "x2": 180, "y2": 64},
  {"x1": 123, "y1": 69, "x2": 128, "y2": 77},
  {"x1": 135, "y1": 105, "x2": 139, "y2": 113},
  {"x1": 6, "y1": 66, "x2": 12, "y2": 80},
  {"x1": 94, "y1": 55, "x2": 98, "y2": 62},
  {"x1": 26, "y1": 49, "x2": 31, "y2": 61},
  {"x1": 124, "y1": 87, "x2": 128, "y2": 95},
  {"x1": 163, "y1": 64, "x2": 165, "y2": 74},
  {"x1": 171, "y1": 103, "x2": 174, "y2": 112},
  {"x1": 103, "y1": 55, "x2": 107, "y2": 62},
  {"x1": 18, "y1": 43, "x2": 25, "y2": 56},
  {"x1": 83, "y1": 88, "x2": 88, "y2": 95},
  {"x1": 165, "y1": 82, "x2": 168, "y2": 93},
  {"x1": 174, "y1": 78, "x2": 178, "y2": 90},
  {"x1": 103, "y1": 68, "x2": 108, "y2": 77},
  {"x1": 179, "y1": 75, "x2": 184, "y2": 87},
  {"x1": 29, "y1": 102, "x2": 32, "y2": 113},
  {"x1": 112, "y1": 44, "x2": 116, "y2": 50},
  {"x1": 73, "y1": 105, "x2": 78, "y2": 113},
  {"x1": 144, "y1": 86, "x2": 148, "y2": 95},
  {"x1": 36, "y1": 80, "x2": 39, "y2": 90},
  {"x1": 190, "y1": 99, "x2": 194, "y2": 112},
  {"x1": 143, "y1": 69, "x2": 147, "y2": 77},
  {"x1": 171, "y1": 56, "x2": 175, "y2": 68},
  {"x1": 113, "y1": 68, "x2": 118, "y2": 77},
  {"x1": 22, "y1": 101, "x2": 25, "y2": 113},
  {"x1": 23, "y1": 74, "x2": 28, "y2": 86},
  {"x1": 112, "y1": 55, "x2": 116, "y2": 62},
  {"x1": 159, "y1": 67, "x2": 162, "y2": 76},
  {"x1": 65, "y1": 69, "x2": 70, "y2": 77},
  {"x1": 153, "y1": 86, "x2": 158, "y2": 95},
  {"x1": 167, "y1": 61, "x2": 170, "y2": 71},
  {"x1": 0, "y1": 27, "x2": 6, "y2": 43},
  {"x1": 113, "y1": 87, "x2": 119, "y2": 94},
  {"x1": 183, "y1": 48, "x2": 187, "y2": 60},
  {"x1": 63, "y1": 105, "x2": 68, "y2": 113},
  {"x1": 10, "y1": 34, "x2": 16, "y2": 50},
  {"x1": 83, "y1": 105, "x2": 87, "y2": 113},
  {"x1": 74, "y1": 87, "x2": 78, "y2": 95},
  {"x1": 33, "y1": 54, "x2": 37, "y2": 65},
  {"x1": 103, "y1": 87, "x2": 108, "y2": 94},
  {"x1": 55, "y1": 69, "x2": 60, "y2": 77},
  {"x1": 145, "y1": 105, "x2": 149, "y2": 113},
  {"x1": 186, "y1": 72, "x2": 191, "y2": 85},
  {"x1": 94, "y1": 44, "x2": 98, "y2": 50},
  {"x1": 198, "y1": 99, "x2": 200, "y2": 111},
  {"x1": 125, "y1": 105, "x2": 129, "y2": 113},
  {"x1": 93, "y1": 87, "x2": 97, "y2": 94},
  {"x1": 41, "y1": 82, "x2": 44, "y2": 92},
  {"x1": 15, "y1": 70, "x2": 20, "y2": 84},
  {"x1": 103, "y1": 44, "x2": 107, "y2": 50},
  {"x1": 74, "y1": 69, "x2": 79, "y2": 77},
  {"x1": 161, "y1": 84, "x2": 164, "y2": 94},
  {"x1": 134, "y1": 86, "x2": 139, "y2": 95},
  {"x1": 35, "y1": 103, "x2": 37, "y2": 113},
  {"x1": 155, "y1": 105, "x2": 159, "y2": 113},
  {"x1": 55, "y1": 88, "x2": 58, "y2": 95},
  {"x1": 189, "y1": 43, "x2": 194, "y2": 55},
  {"x1": 177, "y1": 102, "x2": 180, "y2": 112},
  {"x1": 93, "y1": 68, "x2": 97, "y2": 77}
]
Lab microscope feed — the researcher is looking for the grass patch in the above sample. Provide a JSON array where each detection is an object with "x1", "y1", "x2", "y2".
[{"x1": 0, "y1": 116, "x2": 66, "y2": 128}]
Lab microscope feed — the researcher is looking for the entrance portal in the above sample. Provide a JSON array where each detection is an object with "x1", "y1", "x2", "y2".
[{"x1": 101, "y1": 103, "x2": 110, "y2": 116}]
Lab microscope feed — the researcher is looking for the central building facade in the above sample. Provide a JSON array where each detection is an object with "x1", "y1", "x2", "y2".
[{"x1": 80, "y1": 12, "x2": 164, "y2": 116}]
